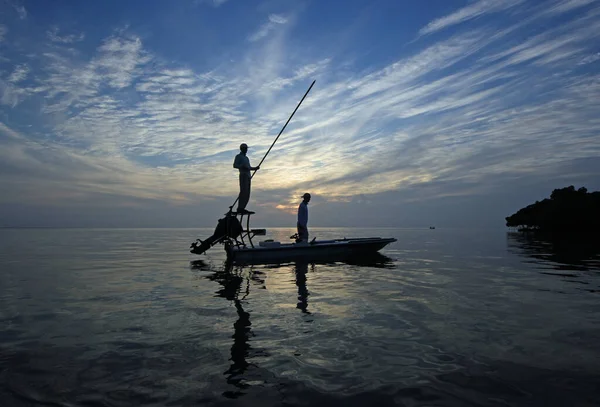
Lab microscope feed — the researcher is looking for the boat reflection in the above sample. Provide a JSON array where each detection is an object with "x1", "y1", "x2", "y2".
[
  {"x1": 294, "y1": 261, "x2": 312, "y2": 315},
  {"x1": 233, "y1": 252, "x2": 395, "y2": 268},
  {"x1": 191, "y1": 259, "x2": 264, "y2": 398},
  {"x1": 189, "y1": 253, "x2": 394, "y2": 396},
  {"x1": 507, "y1": 232, "x2": 600, "y2": 271},
  {"x1": 337, "y1": 252, "x2": 395, "y2": 269},
  {"x1": 290, "y1": 254, "x2": 392, "y2": 316}
]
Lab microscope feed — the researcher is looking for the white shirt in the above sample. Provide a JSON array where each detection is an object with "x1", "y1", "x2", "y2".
[
  {"x1": 297, "y1": 201, "x2": 308, "y2": 227},
  {"x1": 233, "y1": 153, "x2": 251, "y2": 175}
]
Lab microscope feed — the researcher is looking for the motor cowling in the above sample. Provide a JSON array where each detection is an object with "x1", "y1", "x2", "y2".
[
  {"x1": 215, "y1": 214, "x2": 243, "y2": 239},
  {"x1": 190, "y1": 214, "x2": 243, "y2": 255}
]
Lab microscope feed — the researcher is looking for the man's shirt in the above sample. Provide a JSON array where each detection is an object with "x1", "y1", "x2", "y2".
[
  {"x1": 297, "y1": 201, "x2": 308, "y2": 227},
  {"x1": 233, "y1": 153, "x2": 251, "y2": 175}
]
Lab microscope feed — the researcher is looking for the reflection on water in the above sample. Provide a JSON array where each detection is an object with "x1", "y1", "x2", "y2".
[
  {"x1": 507, "y1": 232, "x2": 600, "y2": 271},
  {"x1": 507, "y1": 232, "x2": 600, "y2": 296},
  {"x1": 212, "y1": 262, "x2": 253, "y2": 398},
  {"x1": 188, "y1": 247, "x2": 600, "y2": 406},
  {"x1": 193, "y1": 260, "x2": 262, "y2": 398},
  {"x1": 2, "y1": 228, "x2": 600, "y2": 406},
  {"x1": 336, "y1": 252, "x2": 396, "y2": 269},
  {"x1": 190, "y1": 255, "x2": 396, "y2": 397},
  {"x1": 294, "y1": 262, "x2": 311, "y2": 315}
]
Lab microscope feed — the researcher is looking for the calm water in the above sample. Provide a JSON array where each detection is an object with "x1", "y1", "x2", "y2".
[{"x1": 1, "y1": 228, "x2": 599, "y2": 406}]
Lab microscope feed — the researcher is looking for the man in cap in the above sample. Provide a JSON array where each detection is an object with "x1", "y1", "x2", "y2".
[
  {"x1": 297, "y1": 193, "x2": 311, "y2": 243},
  {"x1": 233, "y1": 143, "x2": 260, "y2": 213}
]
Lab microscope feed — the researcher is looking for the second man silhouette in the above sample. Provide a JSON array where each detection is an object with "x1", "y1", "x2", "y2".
[{"x1": 297, "y1": 193, "x2": 311, "y2": 243}]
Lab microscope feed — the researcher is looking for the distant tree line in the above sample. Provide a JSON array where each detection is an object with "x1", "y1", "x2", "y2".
[{"x1": 505, "y1": 186, "x2": 600, "y2": 232}]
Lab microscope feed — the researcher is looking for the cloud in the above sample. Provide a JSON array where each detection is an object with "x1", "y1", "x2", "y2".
[
  {"x1": 1, "y1": 1, "x2": 600, "y2": 227},
  {"x1": 543, "y1": 0, "x2": 598, "y2": 15},
  {"x1": 34, "y1": 32, "x2": 149, "y2": 115},
  {"x1": 93, "y1": 34, "x2": 150, "y2": 88},
  {"x1": 0, "y1": 121, "x2": 211, "y2": 208},
  {"x1": 0, "y1": 121, "x2": 22, "y2": 140},
  {"x1": 579, "y1": 52, "x2": 600, "y2": 64},
  {"x1": 0, "y1": 63, "x2": 41, "y2": 107},
  {"x1": 0, "y1": 25, "x2": 7, "y2": 42},
  {"x1": 268, "y1": 14, "x2": 288, "y2": 24},
  {"x1": 47, "y1": 27, "x2": 85, "y2": 43},
  {"x1": 193, "y1": 0, "x2": 229, "y2": 7},
  {"x1": 5, "y1": 0, "x2": 27, "y2": 19},
  {"x1": 479, "y1": 6, "x2": 600, "y2": 68},
  {"x1": 7, "y1": 64, "x2": 29, "y2": 83},
  {"x1": 15, "y1": 5, "x2": 27, "y2": 19},
  {"x1": 419, "y1": 0, "x2": 524, "y2": 36},
  {"x1": 248, "y1": 14, "x2": 288, "y2": 42}
]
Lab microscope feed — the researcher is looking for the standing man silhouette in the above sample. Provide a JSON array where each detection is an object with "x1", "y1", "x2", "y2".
[
  {"x1": 297, "y1": 193, "x2": 311, "y2": 243},
  {"x1": 233, "y1": 143, "x2": 259, "y2": 214}
]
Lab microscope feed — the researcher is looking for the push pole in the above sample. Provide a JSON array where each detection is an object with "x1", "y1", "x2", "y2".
[{"x1": 229, "y1": 80, "x2": 316, "y2": 211}]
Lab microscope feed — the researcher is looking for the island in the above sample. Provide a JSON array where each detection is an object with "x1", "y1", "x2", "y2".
[{"x1": 505, "y1": 186, "x2": 600, "y2": 232}]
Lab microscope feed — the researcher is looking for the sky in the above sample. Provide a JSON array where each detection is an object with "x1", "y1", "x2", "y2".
[{"x1": 1, "y1": 0, "x2": 599, "y2": 228}]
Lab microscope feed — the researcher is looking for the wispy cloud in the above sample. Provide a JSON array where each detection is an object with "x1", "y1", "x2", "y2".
[
  {"x1": 419, "y1": 0, "x2": 524, "y2": 36},
  {"x1": 0, "y1": 25, "x2": 7, "y2": 42},
  {"x1": 0, "y1": 121, "x2": 209, "y2": 206},
  {"x1": 15, "y1": 5, "x2": 26, "y2": 19},
  {"x1": 0, "y1": 121, "x2": 22, "y2": 140},
  {"x1": 0, "y1": 63, "x2": 40, "y2": 107},
  {"x1": 94, "y1": 34, "x2": 150, "y2": 88},
  {"x1": 193, "y1": 0, "x2": 229, "y2": 7},
  {"x1": 7, "y1": 64, "x2": 29, "y2": 83},
  {"x1": 1, "y1": 0, "x2": 599, "y2": 226},
  {"x1": 579, "y1": 52, "x2": 600, "y2": 64},
  {"x1": 543, "y1": 0, "x2": 598, "y2": 15},
  {"x1": 248, "y1": 14, "x2": 288, "y2": 42},
  {"x1": 5, "y1": 0, "x2": 27, "y2": 19},
  {"x1": 47, "y1": 27, "x2": 85, "y2": 43}
]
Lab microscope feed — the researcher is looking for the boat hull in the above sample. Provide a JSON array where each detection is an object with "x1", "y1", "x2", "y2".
[{"x1": 226, "y1": 237, "x2": 396, "y2": 264}]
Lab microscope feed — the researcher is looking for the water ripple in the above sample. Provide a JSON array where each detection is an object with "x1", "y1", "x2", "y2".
[{"x1": 1, "y1": 228, "x2": 599, "y2": 406}]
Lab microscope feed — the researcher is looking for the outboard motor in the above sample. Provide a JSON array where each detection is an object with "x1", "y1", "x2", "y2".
[{"x1": 190, "y1": 214, "x2": 243, "y2": 255}]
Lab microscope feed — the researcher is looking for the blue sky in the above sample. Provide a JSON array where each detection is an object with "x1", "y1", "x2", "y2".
[{"x1": 1, "y1": 0, "x2": 599, "y2": 228}]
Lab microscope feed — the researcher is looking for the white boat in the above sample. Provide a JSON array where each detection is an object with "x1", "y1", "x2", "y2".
[
  {"x1": 226, "y1": 237, "x2": 397, "y2": 264},
  {"x1": 190, "y1": 211, "x2": 396, "y2": 264}
]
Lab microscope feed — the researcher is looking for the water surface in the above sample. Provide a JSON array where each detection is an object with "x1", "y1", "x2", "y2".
[{"x1": 1, "y1": 228, "x2": 599, "y2": 406}]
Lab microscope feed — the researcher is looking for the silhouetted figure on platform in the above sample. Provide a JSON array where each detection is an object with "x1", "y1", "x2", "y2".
[
  {"x1": 233, "y1": 143, "x2": 260, "y2": 214},
  {"x1": 297, "y1": 193, "x2": 311, "y2": 243}
]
